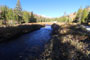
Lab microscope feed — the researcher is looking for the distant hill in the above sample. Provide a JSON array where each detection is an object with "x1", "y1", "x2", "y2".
[{"x1": 67, "y1": 12, "x2": 76, "y2": 21}]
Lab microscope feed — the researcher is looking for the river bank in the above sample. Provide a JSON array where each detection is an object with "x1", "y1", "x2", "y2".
[
  {"x1": 0, "y1": 23, "x2": 90, "y2": 60},
  {"x1": 0, "y1": 25, "x2": 52, "y2": 60},
  {"x1": 38, "y1": 24, "x2": 90, "y2": 60},
  {"x1": 0, "y1": 24, "x2": 44, "y2": 42}
]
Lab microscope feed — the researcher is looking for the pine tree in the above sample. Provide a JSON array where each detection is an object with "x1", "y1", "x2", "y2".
[
  {"x1": 81, "y1": 9, "x2": 88, "y2": 24},
  {"x1": 0, "y1": 7, "x2": 2, "y2": 19},
  {"x1": 29, "y1": 12, "x2": 36, "y2": 23},
  {"x1": 74, "y1": 7, "x2": 83, "y2": 23},
  {"x1": 15, "y1": 0, "x2": 22, "y2": 14},
  {"x1": 0, "y1": 6, "x2": 8, "y2": 24},
  {"x1": 15, "y1": 0, "x2": 22, "y2": 24},
  {"x1": 86, "y1": 12, "x2": 90, "y2": 24}
]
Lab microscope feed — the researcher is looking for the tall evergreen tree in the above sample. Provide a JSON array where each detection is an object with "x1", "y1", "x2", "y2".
[
  {"x1": 81, "y1": 9, "x2": 88, "y2": 23},
  {"x1": 0, "y1": 6, "x2": 2, "y2": 19},
  {"x1": 15, "y1": 0, "x2": 22, "y2": 24},
  {"x1": 0, "y1": 6, "x2": 8, "y2": 24},
  {"x1": 74, "y1": 7, "x2": 83, "y2": 23},
  {"x1": 15, "y1": 0, "x2": 22, "y2": 14},
  {"x1": 86, "y1": 12, "x2": 90, "y2": 24},
  {"x1": 29, "y1": 12, "x2": 36, "y2": 23}
]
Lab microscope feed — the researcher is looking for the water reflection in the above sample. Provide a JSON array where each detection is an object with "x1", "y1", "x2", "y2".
[
  {"x1": 85, "y1": 26, "x2": 90, "y2": 31},
  {"x1": 41, "y1": 25, "x2": 52, "y2": 30},
  {"x1": 0, "y1": 25, "x2": 52, "y2": 60}
]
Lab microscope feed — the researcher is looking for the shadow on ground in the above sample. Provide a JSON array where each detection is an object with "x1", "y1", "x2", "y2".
[{"x1": 37, "y1": 24, "x2": 90, "y2": 60}]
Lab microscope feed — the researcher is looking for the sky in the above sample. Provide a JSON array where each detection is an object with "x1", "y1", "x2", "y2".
[{"x1": 0, "y1": 0, "x2": 90, "y2": 18}]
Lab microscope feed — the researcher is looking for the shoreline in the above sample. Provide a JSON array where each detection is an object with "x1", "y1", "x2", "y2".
[
  {"x1": 0, "y1": 24, "x2": 44, "y2": 43},
  {"x1": 38, "y1": 24, "x2": 90, "y2": 60}
]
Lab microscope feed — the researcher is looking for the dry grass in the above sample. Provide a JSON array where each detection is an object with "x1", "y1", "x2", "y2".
[
  {"x1": 38, "y1": 24, "x2": 90, "y2": 60},
  {"x1": 58, "y1": 24, "x2": 90, "y2": 60},
  {"x1": 0, "y1": 24, "x2": 43, "y2": 42}
]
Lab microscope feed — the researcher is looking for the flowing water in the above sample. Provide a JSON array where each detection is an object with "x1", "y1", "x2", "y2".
[
  {"x1": 85, "y1": 26, "x2": 90, "y2": 31},
  {"x1": 0, "y1": 25, "x2": 52, "y2": 60}
]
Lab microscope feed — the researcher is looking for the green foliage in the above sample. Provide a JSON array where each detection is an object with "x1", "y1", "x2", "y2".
[
  {"x1": 0, "y1": 6, "x2": 9, "y2": 24},
  {"x1": 0, "y1": 1, "x2": 90, "y2": 24},
  {"x1": 23, "y1": 11, "x2": 30, "y2": 23},
  {"x1": 81, "y1": 9, "x2": 88, "y2": 23},
  {"x1": 86, "y1": 12, "x2": 90, "y2": 23},
  {"x1": 6, "y1": 8, "x2": 14, "y2": 20},
  {"x1": 14, "y1": 0, "x2": 22, "y2": 24},
  {"x1": 29, "y1": 12, "x2": 36, "y2": 23},
  {"x1": 52, "y1": 16, "x2": 69, "y2": 22},
  {"x1": 73, "y1": 7, "x2": 90, "y2": 24},
  {"x1": 15, "y1": 0, "x2": 22, "y2": 15},
  {"x1": 74, "y1": 8, "x2": 83, "y2": 23},
  {"x1": 0, "y1": 6, "x2": 8, "y2": 20}
]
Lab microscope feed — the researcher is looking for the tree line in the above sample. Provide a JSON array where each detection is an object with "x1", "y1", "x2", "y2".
[
  {"x1": 0, "y1": 0, "x2": 76, "y2": 25},
  {"x1": 73, "y1": 6, "x2": 90, "y2": 25},
  {"x1": 0, "y1": 0, "x2": 57, "y2": 25},
  {"x1": 0, "y1": 0, "x2": 37, "y2": 25},
  {"x1": 0, "y1": 5, "x2": 56, "y2": 25},
  {"x1": 0, "y1": 0, "x2": 90, "y2": 25}
]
